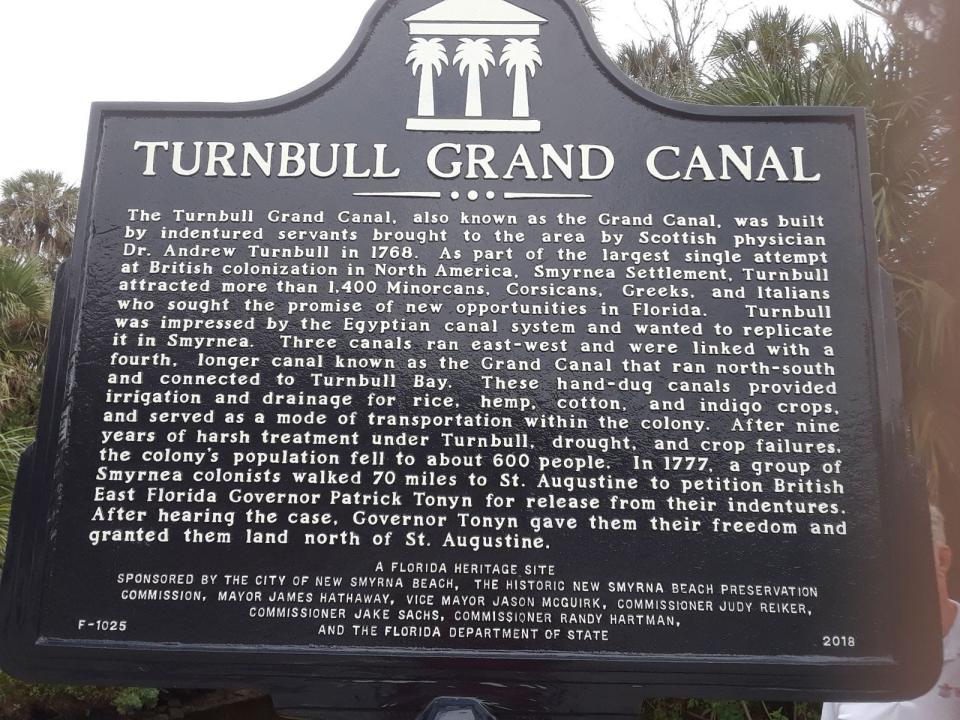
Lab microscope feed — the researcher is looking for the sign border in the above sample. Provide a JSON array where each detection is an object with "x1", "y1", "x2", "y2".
[{"x1": 0, "y1": 0, "x2": 942, "y2": 710}]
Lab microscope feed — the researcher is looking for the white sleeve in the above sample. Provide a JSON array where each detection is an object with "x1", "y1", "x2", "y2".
[{"x1": 820, "y1": 703, "x2": 840, "y2": 720}]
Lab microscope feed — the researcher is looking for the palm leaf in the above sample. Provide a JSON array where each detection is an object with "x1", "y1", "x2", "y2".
[
  {"x1": 0, "y1": 170, "x2": 78, "y2": 273},
  {"x1": 693, "y1": 9, "x2": 955, "y2": 502},
  {"x1": 0, "y1": 426, "x2": 33, "y2": 565}
]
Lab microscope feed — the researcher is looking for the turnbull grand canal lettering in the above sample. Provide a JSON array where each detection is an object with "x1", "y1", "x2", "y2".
[{"x1": 0, "y1": 0, "x2": 941, "y2": 715}]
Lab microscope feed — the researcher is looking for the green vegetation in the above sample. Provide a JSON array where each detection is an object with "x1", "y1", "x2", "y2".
[
  {"x1": 110, "y1": 687, "x2": 160, "y2": 715},
  {"x1": 0, "y1": 427, "x2": 32, "y2": 562},
  {"x1": 0, "y1": 206, "x2": 55, "y2": 564},
  {"x1": 613, "y1": 0, "x2": 958, "y2": 508},
  {"x1": 638, "y1": 699, "x2": 818, "y2": 719},
  {"x1": 0, "y1": 248, "x2": 50, "y2": 432},
  {"x1": 0, "y1": 674, "x2": 158, "y2": 719},
  {"x1": 0, "y1": 171, "x2": 78, "y2": 275}
]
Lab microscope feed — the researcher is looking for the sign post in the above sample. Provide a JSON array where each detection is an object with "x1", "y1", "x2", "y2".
[{"x1": 0, "y1": 1, "x2": 941, "y2": 717}]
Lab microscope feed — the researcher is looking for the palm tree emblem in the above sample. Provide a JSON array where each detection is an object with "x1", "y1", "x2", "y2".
[
  {"x1": 501, "y1": 38, "x2": 542, "y2": 118},
  {"x1": 454, "y1": 38, "x2": 496, "y2": 117},
  {"x1": 406, "y1": 38, "x2": 448, "y2": 117}
]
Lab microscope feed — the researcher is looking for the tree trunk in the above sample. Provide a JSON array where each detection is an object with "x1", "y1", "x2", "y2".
[
  {"x1": 418, "y1": 71, "x2": 435, "y2": 117},
  {"x1": 465, "y1": 68, "x2": 482, "y2": 117},
  {"x1": 513, "y1": 71, "x2": 530, "y2": 117}
]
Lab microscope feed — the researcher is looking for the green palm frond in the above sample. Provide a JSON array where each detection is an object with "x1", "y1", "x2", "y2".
[
  {"x1": 0, "y1": 426, "x2": 33, "y2": 565},
  {"x1": 893, "y1": 274, "x2": 956, "y2": 369},
  {"x1": 892, "y1": 272, "x2": 958, "y2": 495},
  {"x1": 710, "y1": 8, "x2": 825, "y2": 68},
  {"x1": 0, "y1": 250, "x2": 49, "y2": 320},
  {"x1": 0, "y1": 170, "x2": 78, "y2": 273},
  {"x1": 616, "y1": 39, "x2": 699, "y2": 99},
  {"x1": 687, "y1": 8, "x2": 954, "y2": 500},
  {"x1": 0, "y1": 246, "x2": 50, "y2": 425},
  {"x1": 0, "y1": 248, "x2": 50, "y2": 364},
  {"x1": 576, "y1": 0, "x2": 599, "y2": 25},
  {"x1": 907, "y1": 391, "x2": 960, "y2": 500}
]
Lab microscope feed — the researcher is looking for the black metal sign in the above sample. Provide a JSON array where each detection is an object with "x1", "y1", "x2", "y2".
[{"x1": 0, "y1": 0, "x2": 942, "y2": 715}]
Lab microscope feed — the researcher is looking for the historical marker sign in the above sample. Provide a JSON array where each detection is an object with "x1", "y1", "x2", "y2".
[{"x1": 0, "y1": 0, "x2": 942, "y2": 716}]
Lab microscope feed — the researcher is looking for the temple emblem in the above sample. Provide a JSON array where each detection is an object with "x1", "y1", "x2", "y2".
[{"x1": 405, "y1": 0, "x2": 547, "y2": 131}]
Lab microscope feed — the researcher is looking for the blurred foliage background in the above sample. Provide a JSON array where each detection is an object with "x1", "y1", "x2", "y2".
[{"x1": 607, "y1": 0, "x2": 960, "y2": 531}]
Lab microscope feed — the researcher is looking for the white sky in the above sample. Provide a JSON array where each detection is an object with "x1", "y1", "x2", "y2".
[{"x1": 0, "y1": 0, "x2": 876, "y2": 185}]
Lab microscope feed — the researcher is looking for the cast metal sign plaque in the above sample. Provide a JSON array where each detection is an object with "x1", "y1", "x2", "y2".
[{"x1": 0, "y1": 0, "x2": 941, "y2": 715}]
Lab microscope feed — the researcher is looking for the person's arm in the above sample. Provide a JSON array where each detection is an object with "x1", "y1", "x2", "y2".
[{"x1": 820, "y1": 702, "x2": 840, "y2": 720}]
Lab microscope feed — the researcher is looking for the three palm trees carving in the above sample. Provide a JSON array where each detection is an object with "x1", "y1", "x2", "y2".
[{"x1": 407, "y1": 37, "x2": 542, "y2": 118}]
